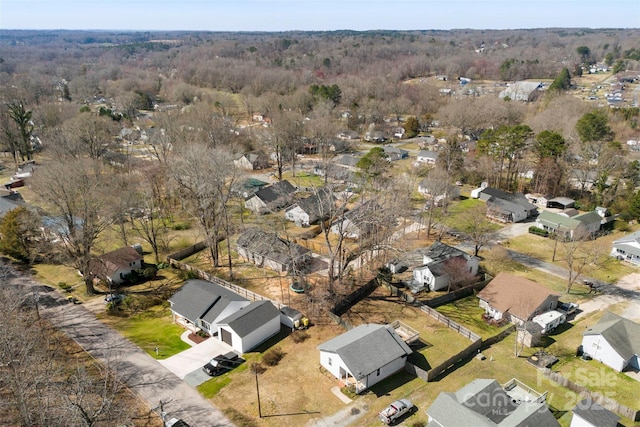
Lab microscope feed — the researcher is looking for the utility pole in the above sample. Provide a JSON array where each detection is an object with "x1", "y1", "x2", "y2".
[{"x1": 254, "y1": 367, "x2": 262, "y2": 418}]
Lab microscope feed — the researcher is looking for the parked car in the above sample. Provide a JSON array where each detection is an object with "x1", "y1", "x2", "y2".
[
  {"x1": 558, "y1": 301, "x2": 579, "y2": 315},
  {"x1": 202, "y1": 352, "x2": 241, "y2": 376},
  {"x1": 378, "y1": 399, "x2": 414, "y2": 425},
  {"x1": 104, "y1": 293, "x2": 125, "y2": 304}
]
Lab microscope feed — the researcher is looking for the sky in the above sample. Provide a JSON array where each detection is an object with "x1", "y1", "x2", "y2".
[{"x1": 1, "y1": 0, "x2": 639, "y2": 32}]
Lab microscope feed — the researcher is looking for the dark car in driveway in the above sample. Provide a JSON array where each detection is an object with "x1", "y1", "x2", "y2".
[{"x1": 202, "y1": 352, "x2": 241, "y2": 376}]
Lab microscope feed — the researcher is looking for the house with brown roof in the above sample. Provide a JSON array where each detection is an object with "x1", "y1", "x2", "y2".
[
  {"x1": 89, "y1": 246, "x2": 144, "y2": 285},
  {"x1": 477, "y1": 272, "x2": 559, "y2": 326}
]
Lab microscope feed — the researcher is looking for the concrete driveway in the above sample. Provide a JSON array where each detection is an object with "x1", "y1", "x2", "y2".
[{"x1": 159, "y1": 336, "x2": 234, "y2": 381}]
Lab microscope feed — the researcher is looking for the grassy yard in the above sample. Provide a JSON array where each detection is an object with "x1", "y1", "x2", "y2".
[
  {"x1": 99, "y1": 305, "x2": 190, "y2": 359},
  {"x1": 436, "y1": 295, "x2": 511, "y2": 339}
]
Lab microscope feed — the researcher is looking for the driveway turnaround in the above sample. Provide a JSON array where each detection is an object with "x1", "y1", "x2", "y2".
[{"x1": 10, "y1": 273, "x2": 235, "y2": 427}]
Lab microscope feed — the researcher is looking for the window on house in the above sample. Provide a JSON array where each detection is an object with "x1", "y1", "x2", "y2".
[
  {"x1": 328, "y1": 357, "x2": 332, "y2": 366},
  {"x1": 592, "y1": 343, "x2": 601, "y2": 350},
  {"x1": 376, "y1": 368, "x2": 380, "y2": 376}
]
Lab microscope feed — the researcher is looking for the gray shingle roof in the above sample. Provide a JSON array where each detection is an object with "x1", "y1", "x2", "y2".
[
  {"x1": 218, "y1": 300, "x2": 280, "y2": 338},
  {"x1": 248, "y1": 180, "x2": 296, "y2": 204},
  {"x1": 317, "y1": 324, "x2": 412, "y2": 380},
  {"x1": 583, "y1": 311, "x2": 640, "y2": 361},
  {"x1": 612, "y1": 230, "x2": 640, "y2": 257},
  {"x1": 168, "y1": 279, "x2": 248, "y2": 324},
  {"x1": 236, "y1": 227, "x2": 310, "y2": 265},
  {"x1": 426, "y1": 379, "x2": 560, "y2": 427},
  {"x1": 572, "y1": 399, "x2": 620, "y2": 427},
  {"x1": 286, "y1": 188, "x2": 334, "y2": 224}
]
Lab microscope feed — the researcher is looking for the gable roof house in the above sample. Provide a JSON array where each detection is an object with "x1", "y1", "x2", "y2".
[
  {"x1": 88, "y1": 246, "x2": 143, "y2": 285},
  {"x1": 236, "y1": 227, "x2": 311, "y2": 273},
  {"x1": 477, "y1": 272, "x2": 560, "y2": 326},
  {"x1": 412, "y1": 241, "x2": 480, "y2": 292},
  {"x1": 417, "y1": 178, "x2": 461, "y2": 207},
  {"x1": 610, "y1": 229, "x2": 640, "y2": 266},
  {"x1": 284, "y1": 188, "x2": 334, "y2": 227},
  {"x1": 244, "y1": 180, "x2": 296, "y2": 214},
  {"x1": 416, "y1": 150, "x2": 439, "y2": 165},
  {"x1": 330, "y1": 200, "x2": 380, "y2": 239},
  {"x1": 479, "y1": 187, "x2": 538, "y2": 223},
  {"x1": 233, "y1": 152, "x2": 270, "y2": 171},
  {"x1": 535, "y1": 210, "x2": 602, "y2": 240},
  {"x1": 168, "y1": 279, "x2": 250, "y2": 336},
  {"x1": 426, "y1": 378, "x2": 559, "y2": 427},
  {"x1": 216, "y1": 300, "x2": 281, "y2": 354},
  {"x1": 382, "y1": 146, "x2": 408, "y2": 161},
  {"x1": 581, "y1": 311, "x2": 640, "y2": 372},
  {"x1": 570, "y1": 399, "x2": 620, "y2": 427},
  {"x1": 317, "y1": 324, "x2": 412, "y2": 394}
]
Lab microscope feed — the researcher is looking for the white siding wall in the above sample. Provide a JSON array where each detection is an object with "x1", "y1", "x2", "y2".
[
  {"x1": 362, "y1": 357, "x2": 407, "y2": 389},
  {"x1": 582, "y1": 335, "x2": 626, "y2": 372},
  {"x1": 319, "y1": 351, "x2": 350, "y2": 380},
  {"x1": 238, "y1": 316, "x2": 281, "y2": 353},
  {"x1": 570, "y1": 413, "x2": 598, "y2": 427}
]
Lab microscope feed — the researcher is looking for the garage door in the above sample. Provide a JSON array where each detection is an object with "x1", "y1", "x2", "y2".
[{"x1": 221, "y1": 328, "x2": 232, "y2": 346}]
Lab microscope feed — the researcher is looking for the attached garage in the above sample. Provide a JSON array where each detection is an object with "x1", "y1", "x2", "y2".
[{"x1": 216, "y1": 300, "x2": 281, "y2": 354}]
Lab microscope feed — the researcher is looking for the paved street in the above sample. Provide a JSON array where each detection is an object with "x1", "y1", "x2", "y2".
[{"x1": 9, "y1": 273, "x2": 234, "y2": 427}]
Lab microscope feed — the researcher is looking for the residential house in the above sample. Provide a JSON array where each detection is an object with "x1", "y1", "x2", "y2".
[
  {"x1": 236, "y1": 227, "x2": 311, "y2": 273},
  {"x1": 483, "y1": 190, "x2": 538, "y2": 223},
  {"x1": 426, "y1": 378, "x2": 559, "y2": 427},
  {"x1": 477, "y1": 272, "x2": 560, "y2": 326},
  {"x1": 284, "y1": 188, "x2": 334, "y2": 227},
  {"x1": 470, "y1": 181, "x2": 489, "y2": 199},
  {"x1": 335, "y1": 154, "x2": 361, "y2": 169},
  {"x1": 169, "y1": 279, "x2": 250, "y2": 335},
  {"x1": 382, "y1": 146, "x2": 408, "y2": 161},
  {"x1": 0, "y1": 189, "x2": 26, "y2": 218},
  {"x1": 232, "y1": 177, "x2": 269, "y2": 199},
  {"x1": 244, "y1": 180, "x2": 296, "y2": 214},
  {"x1": 611, "y1": 230, "x2": 640, "y2": 265},
  {"x1": 570, "y1": 399, "x2": 620, "y2": 427},
  {"x1": 216, "y1": 300, "x2": 281, "y2": 354},
  {"x1": 412, "y1": 241, "x2": 480, "y2": 291},
  {"x1": 233, "y1": 152, "x2": 270, "y2": 171},
  {"x1": 535, "y1": 210, "x2": 602, "y2": 239},
  {"x1": 336, "y1": 130, "x2": 360, "y2": 141},
  {"x1": 416, "y1": 150, "x2": 438, "y2": 165},
  {"x1": 418, "y1": 178, "x2": 460, "y2": 207},
  {"x1": 312, "y1": 163, "x2": 354, "y2": 183},
  {"x1": 330, "y1": 200, "x2": 379, "y2": 239},
  {"x1": 317, "y1": 324, "x2": 412, "y2": 394},
  {"x1": 88, "y1": 246, "x2": 143, "y2": 285},
  {"x1": 581, "y1": 311, "x2": 640, "y2": 372},
  {"x1": 499, "y1": 81, "x2": 544, "y2": 102}
]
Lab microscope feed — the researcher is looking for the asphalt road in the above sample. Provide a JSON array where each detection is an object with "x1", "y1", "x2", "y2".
[{"x1": 9, "y1": 273, "x2": 234, "y2": 427}]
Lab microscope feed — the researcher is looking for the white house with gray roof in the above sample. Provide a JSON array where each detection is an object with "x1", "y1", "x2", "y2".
[
  {"x1": 168, "y1": 279, "x2": 250, "y2": 336},
  {"x1": 412, "y1": 241, "x2": 479, "y2": 291},
  {"x1": 317, "y1": 324, "x2": 412, "y2": 394},
  {"x1": 581, "y1": 311, "x2": 640, "y2": 372},
  {"x1": 570, "y1": 398, "x2": 620, "y2": 427},
  {"x1": 426, "y1": 378, "x2": 559, "y2": 427},
  {"x1": 536, "y1": 210, "x2": 602, "y2": 240},
  {"x1": 216, "y1": 300, "x2": 281, "y2": 354},
  {"x1": 611, "y1": 230, "x2": 640, "y2": 266}
]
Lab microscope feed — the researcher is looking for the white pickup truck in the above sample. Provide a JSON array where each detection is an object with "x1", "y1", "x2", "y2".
[{"x1": 378, "y1": 399, "x2": 414, "y2": 425}]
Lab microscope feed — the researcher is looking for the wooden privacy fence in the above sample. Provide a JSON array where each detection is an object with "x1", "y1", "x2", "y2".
[
  {"x1": 542, "y1": 368, "x2": 640, "y2": 421},
  {"x1": 418, "y1": 304, "x2": 482, "y2": 342}
]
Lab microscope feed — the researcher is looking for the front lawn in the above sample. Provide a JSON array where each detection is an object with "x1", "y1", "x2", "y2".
[{"x1": 99, "y1": 305, "x2": 190, "y2": 359}]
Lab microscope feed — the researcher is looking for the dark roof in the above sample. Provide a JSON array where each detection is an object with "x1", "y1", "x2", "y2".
[
  {"x1": 286, "y1": 188, "x2": 334, "y2": 223},
  {"x1": 583, "y1": 311, "x2": 640, "y2": 361},
  {"x1": 236, "y1": 227, "x2": 310, "y2": 265},
  {"x1": 572, "y1": 399, "x2": 620, "y2": 427},
  {"x1": 425, "y1": 241, "x2": 470, "y2": 262},
  {"x1": 0, "y1": 191, "x2": 25, "y2": 217},
  {"x1": 481, "y1": 188, "x2": 537, "y2": 211},
  {"x1": 218, "y1": 300, "x2": 280, "y2": 338},
  {"x1": 168, "y1": 279, "x2": 248, "y2": 324},
  {"x1": 249, "y1": 180, "x2": 296, "y2": 204},
  {"x1": 317, "y1": 324, "x2": 412, "y2": 379}
]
